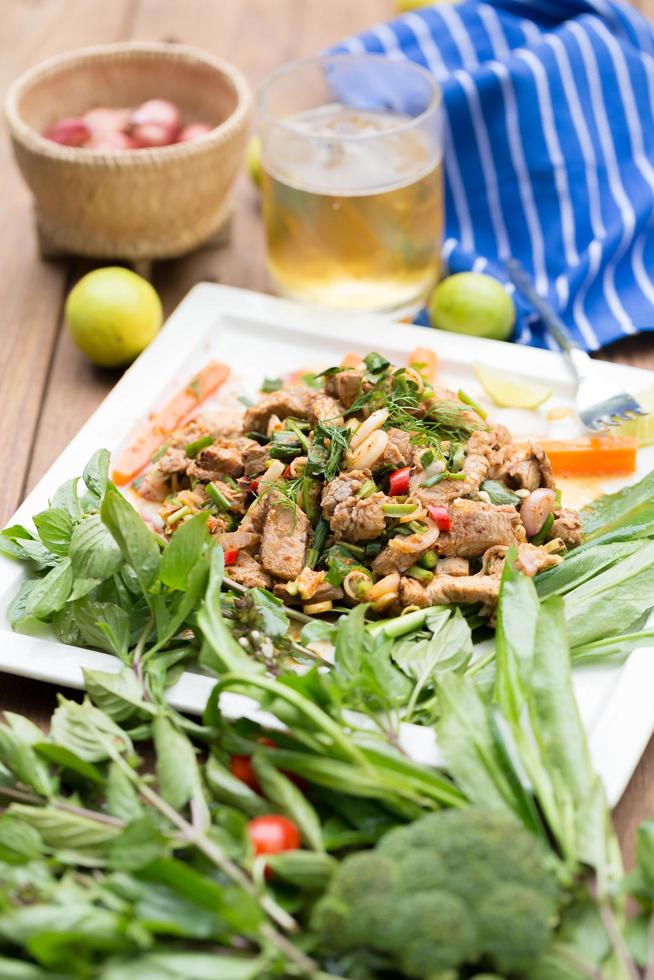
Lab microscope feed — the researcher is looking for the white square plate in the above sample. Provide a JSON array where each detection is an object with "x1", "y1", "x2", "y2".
[{"x1": 1, "y1": 283, "x2": 653, "y2": 806}]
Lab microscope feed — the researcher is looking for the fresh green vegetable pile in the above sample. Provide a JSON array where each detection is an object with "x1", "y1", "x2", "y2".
[{"x1": 2, "y1": 454, "x2": 654, "y2": 977}]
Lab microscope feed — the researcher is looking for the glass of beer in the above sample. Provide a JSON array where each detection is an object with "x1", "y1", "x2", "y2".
[{"x1": 257, "y1": 53, "x2": 443, "y2": 315}]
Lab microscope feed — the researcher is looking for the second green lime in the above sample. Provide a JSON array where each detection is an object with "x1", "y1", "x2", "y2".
[
  {"x1": 65, "y1": 267, "x2": 163, "y2": 368},
  {"x1": 428, "y1": 272, "x2": 515, "y2": 341}
]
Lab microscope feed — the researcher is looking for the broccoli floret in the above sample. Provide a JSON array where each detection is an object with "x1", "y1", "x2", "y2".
[{"x1": 311, "y1": 807, "x2": 559, "y2": 978}]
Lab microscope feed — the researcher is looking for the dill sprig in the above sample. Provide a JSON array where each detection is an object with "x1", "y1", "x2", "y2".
[{"x1": 347, "y1": 366, "x2": 479, "y2": 447}]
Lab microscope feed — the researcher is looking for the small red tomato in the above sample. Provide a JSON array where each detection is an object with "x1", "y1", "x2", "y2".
[
  {"x1": 230, "y1": 755, "x2": 260, "y2": 792},
  {"x1": 177, "y1": 122, "x2": 212, "y2": 142},
  {"x1": 247, "y1": 815, "x2": 301, "y2": 856}
]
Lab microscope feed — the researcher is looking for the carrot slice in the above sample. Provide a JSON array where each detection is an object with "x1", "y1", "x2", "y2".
[
  {"x1": 112, "y1": 360, "x2": 231, "y2": 486},
  {"x1": 407, "y1": 346, "x2": 438, "y2": 385},
  {"x1": 341, "y1": 352, "x2": 364, "y2": 368},
  {"x1": 536, "y1": 436, "x2": 637, "y2": 477}
]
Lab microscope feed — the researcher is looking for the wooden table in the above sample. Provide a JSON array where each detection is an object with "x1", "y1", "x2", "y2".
[{"x1": 1, "y1": 0, "x2": 654, "y2": 861}]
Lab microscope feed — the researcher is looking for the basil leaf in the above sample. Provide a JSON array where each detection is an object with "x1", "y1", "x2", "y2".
[
  {"x1": 32, "y1": 509, "x2": 73, "y2": 557},
  {"x1": 100, "y1": 953, "x2": 266, "y2": 980},
  {"x1": 33, "y1": 744, "x2": 105, "y2": 785},
  {"x1": 69, "y1": 514, "x2": 123, "y2": 599},
  {"x1": 7, "y1": 803, "x2": 121, "y2": 856},
  {"x1": 159, "y1": 512, "x2": 210, "y2": 591},
  {"x1": 0, "y1": 958, "x2": 55, "y2": 979},
  {"x1": 0, "y1": 814, "x2": 44, "y2": 865},
  {"x1": 7, "y1": 580, "x2": 39, "y2": 630},
  {"x1": 437, "y1": 673, "x2": 528, "y2": 822},
  {"x1": 82, "y1": 448, "x2": 110, "y2": 498},
  {"x1": 153, "y1": 716, "x2": 199, "y2": 811},
  {"x1": 334, "y1": 603, "x2": 367, "y2": 677},
  {"x1": 0, "y1": 714, "x2": 56, "y2": 797},
  {"x1": 109, "y1": 815, "x2": 169, "y2": 871},
  {"x1": 106, "y1": 762, "x2": 144, "y2": 821},
  {"x1": 50, "y1": 698, "x2": 132, "y2": 762},
  {"x1": 204, "y1": 755, "x2": 268, "y2": 817},
  {"x1": 197, "y1": 550, "x2": 264, "y2": 676},
  {"x1": 51, "y1": 477, "x2": 82, "y2": 519},
  {"x1": 300, "y1": 619, "x2": 337, "y2": 645},
  {"x1": 392, "y1": 607, "x2": 472, "y2": 714},
  {"x1": 101, "y1": 484, "x2": 161, "y2": 595},
  {"x1": 249, "y1": 588, "x2": 289, "y2": 638},
  {"x1": 24, "y1": 559, "x2": 73, "y2": 620},
  {"x1": 74, "y1": 598, "x2": 131, "y2": 659},
  {"x1": 84, "y1": 667, "x2": 154, "y2": 723},
  {"x1": 252, "y1": 750, "x2": 324, "y2": 851}
]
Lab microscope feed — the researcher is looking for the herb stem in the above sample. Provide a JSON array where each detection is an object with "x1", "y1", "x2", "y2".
[
  {"x1": 0, "y1": 784, "x2": 127, "y2": 829},
  {"x1": 224, "y1": 575, "x2": 312, "y2": 624},
  {"x1": 366, "y1": 608, "x2": 429, "y2": 640}
]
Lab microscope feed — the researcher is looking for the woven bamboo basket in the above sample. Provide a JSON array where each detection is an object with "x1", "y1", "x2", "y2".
[{"x1": 5, "y1": 42, "x2": 252, "y2": 260}]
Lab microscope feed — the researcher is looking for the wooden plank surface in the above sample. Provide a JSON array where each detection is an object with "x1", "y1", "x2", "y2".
[{"x1": 1, "y1": 0, "x2": 654, "y2": 861}]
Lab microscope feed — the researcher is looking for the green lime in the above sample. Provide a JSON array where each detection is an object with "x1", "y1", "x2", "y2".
[
  {"x1": 65, "y1": 267, "x2": 163, "y2": 368},
  {"x1": 246, "y1": 135, "x2": 262, "y2": 187},
  {"x1": 474, "y1": 364, "x2": 552, "y2": 409},
  {"x1": 429, "y1": 272, "x2": 515, "y2": 341}
]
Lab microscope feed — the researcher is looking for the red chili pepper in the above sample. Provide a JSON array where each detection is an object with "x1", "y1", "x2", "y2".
[
  {"x1": 388, "y1": 466, "x2": 411, "y2": 496},
  {"x1": 230, "y1": 755, "x2": 260, "y2": 792},
  {"x1": 426, "y1": 504, "x2": 451, "y2": 532},
  {"x1": 223, "y1": 548, "x2": 239, "y2": 566},
  {"x1": 250, "y1": 480, "x2": 259, "y2": 493}
]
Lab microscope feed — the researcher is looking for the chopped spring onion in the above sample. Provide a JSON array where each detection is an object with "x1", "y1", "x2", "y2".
[
  {"x1": 166, "y1": 505, "x2": 191, "y2": 526},
  {"x1": 285, "y1": 419, "x2": 311, "y2": 453},
  {"x1": 382, "y1": 502, "x2": 418, "y2": 517},
  {"x1": 457, "y1": 388, "x2": 488, "y2": 421},
  {"x1": 421, "y1": 470, "x2": 466, "y2": 488},
  {"x1": 530, "y1": 511, "x2": 555, "y2": 546},
  {"x1": 365, "y1": 541, "x2": 382, "y2": 557},
  {"x1": 338, "y1": 541, "x2": 367, "y2": 559},
  {"x1": 206, "y1": 482, "x2": 232, "y2": 512},
  {"x1": 307, "y1": 517, "x2": 329, "y2": 569},
  {"x1": 406, "y1": 564, "x2": 434, "y2": 584},
  {"x1": 420, "y1": 449, "x2": 435, "y2": 468},
  {"x1": 185, "y1": 435, "x2": 214, "y2": 458},
  {"x1": 357, "y1": 479, "x2": 378, "y2": 499},
  {"x1": 261, "y1": 377, "x2": 282, "y2": 393},
  {"x1": 450, "y1": 445, "x2": 466, "y2": 472},
  {"x1": 246, "y1": 430, "x2": 270, "y2": 446}
]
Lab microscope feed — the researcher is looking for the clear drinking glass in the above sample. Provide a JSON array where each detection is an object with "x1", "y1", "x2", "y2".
[{"x1": 257, "y1": 53, "x2": 443, "y2": 315}]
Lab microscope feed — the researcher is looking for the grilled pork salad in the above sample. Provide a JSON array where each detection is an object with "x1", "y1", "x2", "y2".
[{"x1": 129, "y1": 349, "x2": 582, "y2": 619}]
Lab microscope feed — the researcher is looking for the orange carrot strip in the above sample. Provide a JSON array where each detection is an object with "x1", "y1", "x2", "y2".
[
  {"x1": 536, "y1": 436, "x2": 637, "y2": 477},
  {"x1": 341, "y1": 352, "x2": 364, "y2": 368},
  {"x1": 112, "y1": 361, "x2": 231, "y2": 486},
  {"x1": 407, "y1": 346, "x2": 438, "y2": 385}
]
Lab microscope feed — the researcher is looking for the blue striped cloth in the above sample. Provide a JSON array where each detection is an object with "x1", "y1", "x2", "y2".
[{"x1": 331, "y1": 1, "x2": 654, "y2": 350}]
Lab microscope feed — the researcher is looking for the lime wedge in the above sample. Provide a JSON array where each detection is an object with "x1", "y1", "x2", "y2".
[
  {"x1": 615, "y1": 384, "x2": 654, "y2": 446},
  {"x1": 473, "y1": 364, "x2": 553, "y2": 409}
]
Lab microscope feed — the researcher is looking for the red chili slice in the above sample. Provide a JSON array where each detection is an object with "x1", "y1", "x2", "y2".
[
  {"x1": 426, "y1": 504, "x2": 451, "y2": 532},
  {"x1": 223, "y1": 548, "x2": 239, "y2": 566}
]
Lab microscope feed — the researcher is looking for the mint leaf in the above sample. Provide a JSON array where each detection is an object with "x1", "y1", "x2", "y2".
[
  {"x1": 153, "y1": 716, "x2": 199, "y2": 811},
  {"x1": 109, "y1": 815, "x2": 168, "y2": 871},
  {"x1": 84, "y1": 667, "x2": 154, "y2": 723}
]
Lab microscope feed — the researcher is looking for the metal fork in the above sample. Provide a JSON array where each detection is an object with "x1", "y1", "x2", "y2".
[{"x1": 505, "y1": 258, "x2": 647, "y2": 431}]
